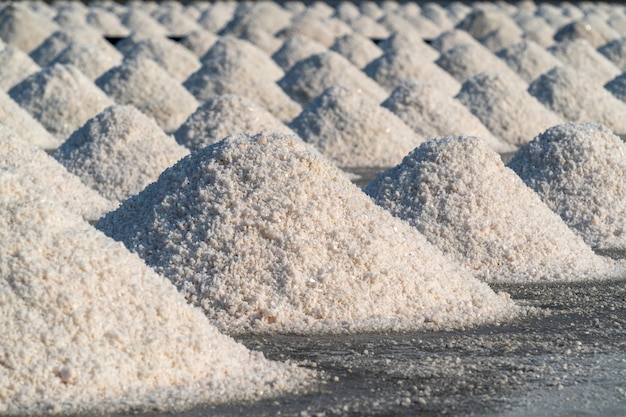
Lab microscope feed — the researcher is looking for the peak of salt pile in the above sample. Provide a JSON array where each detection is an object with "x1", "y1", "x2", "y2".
[
  {"x1": 0, "y1": 168, "x2": 310, "y2": 415},
  {"x1": 456, "y1": 7, "x2": 522, "y2": 41},
  {"x1": 547, "y1": 39, "x2": 621, "y2": 84},
  {"x1": 496, "y1": 40, "x2": 563, "y2": 83},
  {"x1": 85, "y1": 7, "x2": 130, "y2": 37},
  {"x1": 0, "y1": 125, "x2": 114, "y2": 222},
  {"x1": 175, "y1": 94, "x2": 294, "y2": 152},
  {"x1": 51, "y1": 41, "x2": 123, "y2": 81},
  {"x1": 289, "y1": 85, "x2": 423, "y2": 167},
  {"x1": 377, "y1": 32, "x2": 439, "y2": 60},
  {"x1": 430, "y1": 28, "x2": 479, "y2": 53},
  {"x1": 365, "y1": 135, "x2": 622, "y2": 282},
  {"x1": 277, "y1": 12, "x2": 352, "y2": 48},
  {"x1": 456, "y1": 72, "x2": 564, "y2": 147},
  {"x1": 382, "y1": 80, "x2": 515, "y2": 153},
  {"x1": 598, "y1": 38, "x2": 626, "y2": 72},
  {"x1": 219, "y1": 2, "x2": 293, "y2": 38},
  {"x1": 119, "y1": 8, "x2": 169, "y2": 38},
  {"x1": 364, "y1": 48, "x2": 461, "y2": 97},
  {"x1": 150, "y1": 2, "x2": 203, "y2": 36},
  {"x1": 179, "y1": 29, "x2": 219, "y2": 58},
  {"x1": 271, "y1": 35, "x2": 328, "y2": 72},
  {"x1": 553, "y1": 17, "x2": 621, "y2": 48},
  {"x1": 97, "y1": 132, "x2": 517, "y2": 334},
  {"x1": 124, "y1": 37, "x2": 202, "y2": 82},
  {"x1": 197, "y1": 1, "x2": 237, "y2": 33},
  {"x1": 278, "y1": 51, "x2": 388, "y2": 107},
  {"x1": 0, "y1": 3, "x2": 59, "y2": 53},
  {"x1": 528, "y1": 65, "x2": 626, "y2": 134},
  {"x1": 421, "y1": 3, "x2": 455, "y2": 32},
  {"x1": 9, "y1": 63, "x2": 114, "y2": 140},
  {"x1": 53, "y1": 105, "x2": 189, "y2": 203},
  {"x1": 508, "y1": 122, "x2": 626, "y2": 250},
  {"x1": 96, "y1": 56, "x2": 199, "y2": 133},
  {"x1": 0, "y1": 43, "x2": 40, "y2": 91},
  {"x1": 330, "y1": 33, "x2": 383, "y2": 69},
  {"x1": 513, "y1": 13, "x2": 556, "y2": 48}
]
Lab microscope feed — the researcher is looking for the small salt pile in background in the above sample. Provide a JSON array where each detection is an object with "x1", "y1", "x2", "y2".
[
  {"x1": 50, "y1": 41, "x2": 123, "y2": 81},
  {"x1": 330, "y1": 32, "x2": 383, "y2": 69},
  {"x1": 179, "y1": 29, "x2": 219, "y2": 58},
  {"x1": 496, "y1": 39, "x2": 563, "y2": 83},
  {"x1": 598, "y1": 38, "x2": 626, "y2": 72},
  {"x1": 508, "y1": 122, "x2": 626, "y2": 250},
  {"x1": 547, "y1": 39, "x2": 621, "y2": 84},
  {"x1": 0, "y1": 41, "x2": 40, "y2": 91},
  {"x1": 0, "y1": 3, "x2": 59, "y2": 53},
  {"x1": 277, "y1": 11, "x2": 351, "y2": 48},
  {"x1": 97, "y1": 132, "x2": 517, "y2": 334},
  {"x1": 53, "y1": 105, "x2": 189, "y2": 203},
  {"x1": 365, "y1": 135, "x2": 622, "y2": 283},
  {"x1": 271, "y1": 35, "x2": 328, "y2": 72}
]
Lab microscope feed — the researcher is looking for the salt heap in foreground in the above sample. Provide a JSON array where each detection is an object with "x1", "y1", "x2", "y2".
[
  {"x1": 365, "y1": 136, "x2": 621, "y2": 283},
  {"x1": 97, "y1": 132, "x2": 517, "y2": 334},
  {"x1": 508, "y1": 123, "x2": 626, "y2": 250},
  {"x1": 53, "y1": 105, "x2": 189, "y2": 203},
  {"x1": 0, "y1": 168, "x2": 310, "y2": 415}
]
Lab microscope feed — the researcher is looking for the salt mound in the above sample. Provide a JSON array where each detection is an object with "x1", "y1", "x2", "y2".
[
  {"x1": 0, "y1": 3, "x2": 59, "y2": 53},
  {"x1": 278, "y1": 51, "x2": 389, "y2": 107},
  {"x1": 456, "y1": 8, "x2": 522, "y2": 40},
  {"x1": 478, "y1": 24, "x2": 523, "y2": 52},
  {"x1": 0, "y1": 168, "x2": 310, "y2": 415},
  {"x1": 514, "y1": 13, "x2": 556, "y2": 48},
  {"x1": 535, "y1": 3, "x2": 576, "y2": 28},
  {"x1": 508, "y1": 122, "x2": 626, "y2": 250},
  {"x1": 271, "y1": 35, "x2": 328, "y2": 72},
  {"x1": 343, "y1": 14, "x2": 390, "y2": 39},
  {"x1": 289, "y1": 85, "x2": 424, "y2": 167},
  {"x1": 528, "y1": 65, "x2": 626, "y2": 134},
  {"x1": 387, "y1": 9, "x2": 443, "y2": 39},
  {"x1": 197, "y1": 1, "x2": 237, "y2": 33},
  {"x1": 53, "y1": 105, "x2": 189, "y2": 203},
  {"x1": 150, "y1": 3, "x2": 203, "y2": 37},
  {"x1": 421, "y1": 3, "x2": 455, "y2": 32},
  {"x1": 0, "y1": 125, "x2": 114, "y2": 221},
  {"x1": 124, "y1": 37, "x2": 202, "y2": 82},
  {"x1": 9, "y1": 63, "x2": 114, "y2": 140},
  {"x1": 231, "y1": 25, "x2": 283, "y2": 55},
  {"x1": 365, "y1": 136, "x2": 621, "y2": 282},
  {"x1": 377, "y1": 32, "x2": 439, "y2": 61},
  {"x1": 553, "y1": 17, "x2": 621, "y2": 48},
  {"x1": 430, "y1": 29, "x2": 480, "y2": 53},
  {"x1": 51, "y1": 41, "x2": 123, "y2": 80},
  {"x1": 598, "y1": 38, "x2": 626, "y2": 72},
  {"x1": 382, "y1": 80, "x2": 515, "y2": 153},
  {"x1": 179, "y1": 29, "x2": 219, "y2": 58},
  {"x1": 219, "y1": 2, "x2": 293, "y2": 38},
  {"x1": 330, "y1": 33, "x2": 383, "y2": 69},
  {"x1": 97, "y1": 132, "x2": 517, "y2": 334},
  {"x1": 96, "y1": 56, "x2": 199, "y2": 133},
  {"x1": 85, "y1": 7, "x2": 130, "y2": 37},
  {"x1": 0, "y1": 43, "x2": 40, "y2": 91},
  {"x1": 277, "y1": 12, "x2": 352, "y2": 48},
  {"x1": 496, "y1": 40, "x2": 563, "y2": 83},
  {"x1": 364, "y1": 49, "x2": 461, "y2": 97},
  {"x1": 548, "y1": 39, "x2": 621, "y2": 84},
  {"x1": 456, "y1": 72, "x2": 564, "y2": 146},
  {"x1": 119, "y1": 8, "x2": 169, "y2": 38}
]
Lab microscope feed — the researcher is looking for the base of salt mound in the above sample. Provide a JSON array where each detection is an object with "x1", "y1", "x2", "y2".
[
  {"x1": 365, "y1": 135, "x2": 623, "y2": 283},
  {"x1": 97, "y1": 132, "x2": 517, "y2": 335},
  {"x1": 0, "y1": 168, "x2": 311, "y2": 416}
]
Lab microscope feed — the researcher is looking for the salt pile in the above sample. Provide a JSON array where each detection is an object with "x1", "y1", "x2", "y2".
[
  {"x1": 278, "y1": 51, "x2": 389, "y2": 107},
  {"x1": 150, "y1": 2, "x2": 204, "y2": 36},
  {"x1": 97, "y1": 132, "x2": 517, "y2": 334},
  {"x1": 174, "y1": 94, "x2": 294, "y2": 152},
  {"x1": 230, "y1": 25, "x2": 283, "y2": 55},
  {"x1": 381, "y1": 80, "x2": 515, "y2": 153},
  {"x1": 0, "y1": 167, "x2": 310, "y2": 415},
  {"x1": 179, "y1": 29, "x2": 219, "y2": 58},
  {"x1": 455, "y1": 7, "x2": 523, "y2": 50},
  {"x1": 51, "y1": 41, "x2": 123, "y2": 81},
  {"x1": 553, "y1": 17, "x2": 621, "y2": 48},
  {"x1": 0, "y1": 125, "x2": 114, "y2": 222},
  {"x1": 289, "y1": 85, "x2": 423, "y2": 167},
  {"x1": 598, "y1": 38, "x2": 626, "y2": 72},
  {"x1": 496, "y1": 40, "x2": 563, "y2": 83},
  {"x1": 456, "y1": 72, "x2": 564, "y2": 146},
  {"x1": 547, "y1": 39, "x2": 621, "y2": 84},
  {"x1": 478, "y1": 24, "x2": 524, "y2": 53},
  {"x1": 53, "y1": 105, "x2": 189, "y2": 203},
  {"x1": 365, "y1": 135, "x2": 621, "y2": 283},
  {"x1": 430, "y1": 29, "x2": 480, "y2": 53},
  {"x1": 420, "y1": 3, "x2": 455, "y2": 32},
  {"x1": 219, "y1": 2, "x2": 293, "y2": 39},
  {"x1": 513, "y1": 13, "x2": 556, "y2": 48},
  {"x1": 330, "y1": 33, "x2": 383, "y2": 69},
  {"x1": 123, "y1": 37, "x2": 202, "y2": 82},
  {"x1": 0, "y1": 3, "x2": 59, "y2": 53},
  {"x1": 276, "y1": 12, "x2": 352, "y2": 48},
  {"x1": 9, "y1": 63, "x2": 114, "y2": 140},
  {"x1": 271, "y1": 35, "x2": 327, "y2": 72},
  {"x1": 118, "y1": 8, "x2": 170, "y2": 38},
  {"x1": 197, "y1": 1, "x2": 237, "y2": 33},
  {"x1": 528, "y1": 65, "x2": 626, "y2": 134},
  {"x1": 0, "y1": 42, "x2": 40, "y2": 91},
  {"x1": 85, "y1": 7, "x2": 130, "y2": 37},
  {"x1": 96, "y1": 56, "x2": 199, "y2": 133},
  {"x1": 342, "y1": 13, "x2": 389, "y2": 39},
  {"x1": 508, "y1": 122, "x2": 626, "y2": 250},
  {"x1": 377, "y1": 32, "x2": 439, "y2": 60}
]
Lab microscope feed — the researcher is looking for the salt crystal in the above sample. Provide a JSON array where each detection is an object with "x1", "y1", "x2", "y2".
[
  {"x1": 271, "y1": 35, "x2": 327, "y2": 72},
  {"x1": 365, "y1": 135, "x2": 623, "y2": 282},
  {"x1": 123, "y1": 37, "x2": 202, "y2": 82},
  {"x1": 330, "y1": 33, "x2": 383, "y2": 69},
  {"x1": 0, "y1": 43, "x2": 40, "y2": 91},
  {"x1": 548, "y1": 39, "x2": 621, "y2": 84},
  {"x1": 496, "y1": 39, "x2": 563, "y2": 83},
  {"x1": 51, "y1": 41, "x2": 123, "y2": 81},
  {"x1": 97, "y1": 131, "x2": 518, "y2": 334},
  {"x1": 0, "y1": 3, "x2": 59, "y2": 53}
]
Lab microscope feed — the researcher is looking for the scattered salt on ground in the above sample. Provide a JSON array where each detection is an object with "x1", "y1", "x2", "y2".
[
  {"x1": 196, "y1": 1, "x2": 237, "y2": 33},
  {"x1": 365, "y1": 135, "x2": 622, "y2": 282},
  {"x1": 528, "y1": 65, "x2": 626, "y2": 134},
  {"x1": 53, "y1": 105, "x2": 189, "y2": 203},
  {"x1": 598, "y1": 38, "x2": 626, "y2": 72},
  {"x1": 456, "y1": 72, "x2": 564, "y2": 147},
  {"x1": 179, "y1": 29, "x2": 219, "y2": 58},
  {"x1": 51, "y1": 41, "x2": 123, "y2": 81},
  {"x1": 96, "y1": 56, "x2": 199, "y2": 133},
  {"x1": 271, "y1": 35, "x2": 328, "y2": 72},
  {"x1": 381, "y1": 80, "x2": 515, "y2": 153},
  {"x1": 547, "y1": 39, "x2": 621, "y2": 84},
  {"x1": 175, "y1": 94, "x2": 294, "y2": 152},
  {"x1": 0, "y1": 168, "x2": 311, "y2": 415},
  {"x1": 0, "y1": 42, "x2": 40, "y2": 91},
  {"x1": 496, "y1": 39, "x2": 563, "y2": 83},
  {"x1": 276, "y1": 12, "x2": 352, "y2": 48},
  {"x1": 508, "y1": 122, "x2": 626, "y2": 250},
  {"x1": 0, "y1": 125, "x2": 114, "y2": 221},
  {"x1": 330, "y1": 33, "x2": 383, "y2": 69},
  {"x1": 85, "y1": 7, "x2": 130, "y2": 37},
  {"x1": 9, "y1": 63, "x2": 114, "y2": 140},
  {"x1": 289, "y1": 85, "x2": 424, "y2": 167},
  {"x1": 278, "y1": 51, "x2": 389, "y2": 107},
  {"x1": 118, "y1": 8, "x2": 170, "y2": 38},
  {"x1": 97, "y1": 132, "x2": 518, "y2": 334},
  {"x1": 0, "y1": 90, "x2": 61, "y2": 151},
  {"x1": 553, "y1": 17, "x2": 621, "y2": 48},
  {"x1": 123, "y1": 37, "x2": 202, "y2": 82},
  {"x1": 0, "y1": 3, "x2": 59, "y2": 53},
  {"x1": 364, "y1": 48, "x2": 461, "y2": 97}
]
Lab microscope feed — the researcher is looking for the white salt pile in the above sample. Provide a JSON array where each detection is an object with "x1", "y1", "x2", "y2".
[
  {"x1": 9, "y1": 63, "x2": 114, "y2": 140},
  {"x1": 0, "y1": 125, "x2": 114, "y2": 222},
  {"x1": 553, "y1": 17, "x2": 621, "y2": 48},
  {"x1": 478, "y1": 24, "x2": 523, "y2": 53},
  {"x1": 364, "y1": 135, "x2": 622, "y2": 283},
  {"x1": 123, "y1": 37, "x2": 202, "y2": 82},
  {"x1": 387, "y1": 8, "x2": 442, "y2": 39},
  {"x1": 513, "y1": 13, "x2": 556, "y2": 48},
  {"x1": 547, "y1": 39, "x2": 621, "y2": 84},
  {"x1": 51, "y1": 41, "x2": 123, "y2": 81},
  {"x1": 420, "y1": 2, "x2": 455, "y2": 32},
  {"x1": 271, "y1": 35, "x2": 328, "y2": 72},
  {"x1": 496, "y1": 40, "x2": 563, "y2": 83},
  {"x1": 150, "y1": 2, "x2": 204, "y2": 36},
  {"x1": 197, "y1": 1, "x2": 237, "y2": 33},
  {"x1": 85, "y1": 6, "x2": 130, "y2": 37},
  {"x1": 598, "y1": 38, "x2": 626, "y2": 72},
  {"x1": 604, "y1": 73, "x2": 626, "y2": 103},
  {"x1": 97, "y1": 131, "x2": 517, "y2": 334},
  {"x1": 230, "y1": 25, "x2": 283, "y2": 55},
  {"x1": 430, "y1": 28, "x2": 480, "y2": 53},
  {"x1": 381, "y1": 80, "x2": 515, "y2": 153},
  {"x1": 528, "y1": 65, "x2": 626, "y2": 134},
  {"x1": 174, "y1": 94, "x2": 294, "y2": 152},
  {"x1": 219, "y1": 2, "x2": 293, "y2": 39},
  {"x1": 276, "y1": 11, "x2": 352, "y2": 48},
  {"x1": 330, "y1": 33, "x2": 383, "y2": 69},
  {"x1": 456, "y1": 7, "x2": 523, "y2": 46},
  {"x1": 377, "y1": 32, "x2": 439, "y2": 60},
  {"x1": 96, "y1": 56, "x2": 199, "y2": 133},
  {"x1": 0, "y1": 3, "x2": 59, "y2": 53},
  {"x1": 118, "y1": 8, "x2": 170, "y2": 38},
  {"x1": 179, "y1": 29, "x2": 219, "y2": 58},
  {"x1": 342, "y1": 13, "x2": 389, "y2": 39},
  {"x1": 364, "y1": 48, "x2": 461, "y2": 97},
  {"x1": 456, "y1": 72, "x2": 564, "y2": 147},
  {"x1": 278, "y1": 51, "x2": 389, "y2": 107},
  {"x1": 0, "y1": 167, "x2": 310, "y2": 415},
  {"x1": 0, "y1": 42, "x2": 40, "y2": 91},
  {"x1": 53, "y1": 105, "x2": 189, "y2": 203},
  {"x1": 508, "y1": 122, "x2": 626, "y2": 250},
  {"x1": 288, "y1": 85, "x2": 424, "y2": 167}
]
